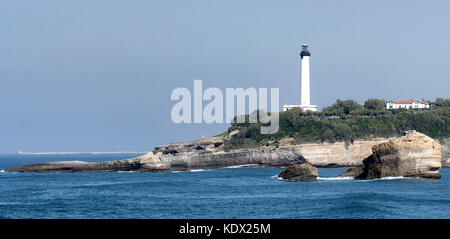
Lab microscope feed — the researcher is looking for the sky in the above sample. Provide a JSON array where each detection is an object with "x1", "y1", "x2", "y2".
[{"x1": 1, "y1": 0, "x2": 449, "y2": 153}]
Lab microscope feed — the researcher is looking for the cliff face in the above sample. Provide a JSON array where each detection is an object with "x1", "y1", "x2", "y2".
[
  {"x1": 157, "y1": 145, "x2": 306, "y2": 169},
  {"x1": 154, "y1": 135, "x2": 450, "y2": 169},
  {"x1": 6, "y1": 134, "x2": 449, "y2": 173},
  {"x1": 153, "y1": 137, "x2": 389, "y2": 168},
  {"x1": 293, "y1": 140, "x2": 388, "y2": 167},
  {"x1": 159, "y1": 148, "x2": 307, "y2": 168},
  {"x1": 347, "y1": 130, "x2": 442, "y2": 179},
  {"x1": 442, "y1": 138, "x2": 450, "y2": 166}
]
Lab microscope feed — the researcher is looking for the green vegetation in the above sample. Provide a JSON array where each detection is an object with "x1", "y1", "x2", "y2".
[{"x1": 224, "y1": 98, "x2": 450, "y2": 150}]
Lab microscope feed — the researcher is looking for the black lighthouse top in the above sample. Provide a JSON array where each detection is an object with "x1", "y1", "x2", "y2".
[{"x1": 300, "y1": 43, "x2": 311, "y2": 59}]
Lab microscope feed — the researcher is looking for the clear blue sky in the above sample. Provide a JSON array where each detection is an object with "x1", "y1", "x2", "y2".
[{"x1": 1, "y1": 0, "x2": 449, "y2": 153}]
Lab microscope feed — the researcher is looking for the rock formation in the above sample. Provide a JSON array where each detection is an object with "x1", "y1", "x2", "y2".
[
  {"x1": 156, "y1": 135, "x2": 450, "y2": 169},
  {"x1": 278, "y1": 164, "x2": 318, "y2": 181},
  {"x1": 5, "y1": 130, "x2": 448, "y2": 173},
  {"x1": 5, "y1": 152, "x2": 169, "y2": 173},
  {"x1": 149, "y1": 136, "x2": 308, "y2": 169},
  {"x1": 293, "y1": 139, "x2": 387, "y2": 167},
  {"x1": 5, "y1": 142, "x2": 307, "y2": 173},
  {"x1": 337, "y1": 166, "x2": 364, "y2": 178},
  {"x1": 154, "y1": 137, "x2": 225, "y2": 154},
  {"x1": 339, "y1": 131, "x2": 442, "y2": 179},
  {"x1": 442, "y1": 138, "x2": 450, "y2": 167},
  {"x1": 153, "y1": 136, "x2": 389, "y2": 168}
]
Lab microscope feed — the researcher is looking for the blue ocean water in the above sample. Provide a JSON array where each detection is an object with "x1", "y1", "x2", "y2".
[{"x1": 1, "y1": 154, "x2": 450, "y2": 219}]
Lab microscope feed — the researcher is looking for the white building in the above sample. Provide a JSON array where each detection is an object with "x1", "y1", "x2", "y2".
[
  {"x1": 283, "y1": 43, "x2": 318, "y2": 112},
  {"x1": 386, "y1": 100, "x2": 430, "y2": 110}
]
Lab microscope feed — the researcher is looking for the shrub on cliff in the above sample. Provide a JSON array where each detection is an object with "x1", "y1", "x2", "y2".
[
  {"x1": 433, "y1": 98, "x2": 450, "y2": 108},
  {"x1": 364, "y1": 98, "x2": 386, "y2": 111},
  {"x1": 322, "y1": 100, "x2": 363, "y2": 116}
]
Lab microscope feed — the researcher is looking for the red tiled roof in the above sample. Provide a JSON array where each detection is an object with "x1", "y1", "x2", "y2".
[{"x1": 390, "y1": 100, "x2": 429, "y2": 105}]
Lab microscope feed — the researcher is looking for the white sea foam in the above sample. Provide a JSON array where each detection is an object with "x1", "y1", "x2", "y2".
[
  {"x1": 171, "y1": 169, "x2": 211, "y2": 173},
  {"x1": 272, "y1": 176, "x2": 354, "y2": 181},
  {"x1": 223, "y1": 164, "x2": 259, "y2": 169},
  {"x1": 318, "y1": 176, "x2": 405, "y2": 181},
  {"x1": 271, "y1": 174, "x2": 415, "y2": 182},
  {"x1": 271, "y1": 175, "x2": 284, "y2": 180},
  {"x1": 373, "y1": 176, "x2": 405, "y2": 180},
  {"x1": 117, "y1": 171, "x2": 135, "y2": 173},
  {"x1": 0, "y1": 170, "x2": 5, "y2": 173},
  {"x1": 189, "y1": 169, "x2": 210, "y2": 172},
  {"x1": 317, "y1": 177, "x2": 354, "y2": 181}
]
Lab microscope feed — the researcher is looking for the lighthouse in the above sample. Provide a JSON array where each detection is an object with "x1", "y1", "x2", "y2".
[
  {"x1": 300, "y1": 43, "x2": 311, "y2": 106},
  {"x1": 283, "y1": 43, "x2": 318, "y2": 112}
]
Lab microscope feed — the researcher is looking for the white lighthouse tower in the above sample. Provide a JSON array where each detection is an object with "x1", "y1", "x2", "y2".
[{"x1": 283, "y1": 43, "x2": 318, "y2": 112}]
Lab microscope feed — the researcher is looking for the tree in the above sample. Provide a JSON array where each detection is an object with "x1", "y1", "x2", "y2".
[
  {"x1": 322, "y1": 100, "x2": 363, "y2": 115},
  {"x1": 334, "y1": 124, "x2": 354, "y2": 142},
  {"x1": 364, "y1": 98, "x2": 386, "y2": 111},
  {"x1": 434, "y1": 98, "x2": 450, "y2": 108}
]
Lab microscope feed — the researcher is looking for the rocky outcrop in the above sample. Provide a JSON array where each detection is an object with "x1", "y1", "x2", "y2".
[
  {"x1": 294, "y1": 140, "x2": 388, "y2": 167},
  {"x1": 5, "y1": 152, "x2": 170, "y2": 173},
  {"x1": 339, "y1": 131, "x2": 442, "y2": 179},
  {"x1": 159, "y1": 147, "x2": 307, "y2": 169},
  {"x1": 337, "y1": 166, "x2": 364, "y2": 178},
  {"x1": 442, "y1": 138, "x2": 450, "y2": 167},
  {"x1": 3, "y1": 138, "x2": 393, "y2": 173},
  {"x1": 154, "y1": 137, "x2": 225, "y2": 154},
  {"x1": 5, "y1": 145, "x2": 307, "y2": 173},
  {"x1": 151, "y1": 136, "x2": 306, "y2": 169},
  {"x1": 6, "y1": 131, "x2": 447, "y2": 173},
  {"x1": 155, "y1": 136, "x2": 450, "y2": 168},
  {"x1": 153, "y1": 136, "x2": 389, "y2": 168},
  {"x1": 278, "y1": 164, "x2": 318, "y2": 181}
]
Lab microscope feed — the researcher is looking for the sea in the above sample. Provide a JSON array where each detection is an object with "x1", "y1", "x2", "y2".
[{"x1": 1, "y1": 153, "x2": 450, "y2": 219}]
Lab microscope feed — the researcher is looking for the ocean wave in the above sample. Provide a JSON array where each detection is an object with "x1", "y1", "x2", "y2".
[
  {"x1": 372, "y1": 176, "x2": 405, "y2": 180},
  {"x1": 270, "y1": 175, "x2": 405, "y2": 181},
  {"x1": 271, "y1": 175, "x2": 284, "y2": 180},
  {"x1": 272, "y1": 176, "x2": 354, "y2": 181},
  {"x1": 223, "y1": 164, "x2": 259, "y2": 169},
  {"x1": 317, "y1": 177, "x2": 354, "y2": 181},
  {"x1": 190, "y1": 169, "x2": 210, "y2": 172},
  {"x1": 171, "y1": 169, "x2": 211, "y2": 173},
  {"x1": 0, "y1": 170, "x2": 5, "y2": 173},
  {"x1": 317, "y1": 176, "x2": 405, "y2": 181}
]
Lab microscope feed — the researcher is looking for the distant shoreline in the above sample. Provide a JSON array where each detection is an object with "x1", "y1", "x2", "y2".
[{"x1": 17, "y1": 152, "x2": 147, "y2": 155}]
